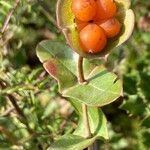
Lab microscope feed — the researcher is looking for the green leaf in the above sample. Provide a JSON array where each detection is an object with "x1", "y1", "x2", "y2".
[
  {"x1": 64, "y1": 66, "x2": 122, "y2": 106},
  {"x1": 70, "y1": 98, "x2": 109, "y2": 140},
  {"x1": 120, "y1": 95, "x2": 146, "y2": 115},
  {"x1": 36, "y1": 41, "x2": 122, "y2": 106},
  {"x1": 36, "y1": 40, "x2": 78, "y2": 92},
  {"x1": 42, "y1": 101, "x2": 58, "y2": 119},
  {"x1": 47, "y1": 134, "x2": 96, "y2": 150},
  {"x1": 115, "y1": 0, "x2": 131, "y2": 10},
  {"x1": 123, "y1": 74, "x2": 137, "y2": 95},
  {"x1": 141, "y1": 117, "x2": 150, "y2": 128},
  {"x1": 142, "y1": 33, "x2": 150, "y2": 44},
  {"x1": 0, "y1": 1, "x2": 12, "y2": 9},
  {"x1": 36, "y1": 40, "x2": 96, "y2": 91},
  {"x1": 138, "y1": 72, "x2": 150, "y2": 100},
  {"x1": 142, "y1": 131, "x2": 150, "y2": 148},
  {"x1": 0, "y1": 117, "x2": 15, "y2": 129}
]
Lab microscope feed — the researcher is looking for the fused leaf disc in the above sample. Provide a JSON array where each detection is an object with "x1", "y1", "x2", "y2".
[{"x1": 56, "y1": 0, "x2": 135, "y2": 58}]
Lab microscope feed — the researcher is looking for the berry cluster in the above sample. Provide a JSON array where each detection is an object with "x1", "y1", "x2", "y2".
[{"x1": 72, "y1": 0, "x2": 121, "y2": 54}]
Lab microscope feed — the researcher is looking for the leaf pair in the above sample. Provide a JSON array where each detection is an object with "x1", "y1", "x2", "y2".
[
  {"x1": 48, "y1": 99, "x2": 108, "y2": 150},
  {"x1": 37, "y1": 40, "x2": 122, "y2": 107},
  {"x1": 36, "y1": 40, "x2": 122, "y2": 149}
]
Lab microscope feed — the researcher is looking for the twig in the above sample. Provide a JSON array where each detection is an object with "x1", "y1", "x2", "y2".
[
  {"x1": 0, "y1": 81, "x2": 33, "y2": 134},
  {"x1": 78, "y1": 56, "x2": 91, "y2": 139},
  {"x1": 0, "y1": 107, "x2": 15, "y2": 117},
  {"x1": 37, "y1": 0, "x2": 56, "y2": 26},
  {"x1": 0, "y1": 0, "x2": 20, "y2": 34},
  {"x1": 0, "y1": 81, "x2": 44, "y2": 149},
  {"x1": 8, "y1": 94, "x2": 32, "y2": 130}
]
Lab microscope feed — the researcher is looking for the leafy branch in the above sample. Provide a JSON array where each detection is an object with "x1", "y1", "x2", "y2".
[
  {"x1": 0, "y1": 80, "x2": 33, "y2": 134},
  {"x1": 0, "y1": 0, "x2": 20, "y2": 34},
  {"x1": 36, "y1": 40, "x2": 121, "y2": 150}
]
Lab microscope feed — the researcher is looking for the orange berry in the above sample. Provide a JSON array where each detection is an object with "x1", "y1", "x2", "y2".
[
  {"x1": 75, "y1": 18, "x2": 89, "y2": 31},
  {"x1": 95, "y1": 0, "x2": 117, "y2": 21},
  {"x1": 72, "y1": 0, "x2": 97, "y2": 22},
  {"x1": 79, "y1": 24, "x2": 107, "y2": 53},
  {"x1": 98, "y1": 18, "x2": 121, "y2": 38}
]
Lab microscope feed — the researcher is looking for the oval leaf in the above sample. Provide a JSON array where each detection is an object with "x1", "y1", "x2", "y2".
[
  {"x1": 36, "y1": 41, "x2": 122, "y2": 106},
  {"x1": 70, "y1": 98, "x2": 109, "y2": 140},
  {"x1": 63, "y1": 66, "x2": 123, "y2": 106},
  {"x1": 36, "y1": 40, "x2": 96, "y2": 92},
  {"x1": 36, "y1": 40, "x2": 78, "y2": 92},
  {"x1": 47, "y1": 134, "x2": 96, "y2": 150}
]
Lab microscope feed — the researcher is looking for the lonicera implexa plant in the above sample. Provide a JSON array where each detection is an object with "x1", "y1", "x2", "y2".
[{"x1": 36, "y1": 0, "x2": 134, "y2": 149}]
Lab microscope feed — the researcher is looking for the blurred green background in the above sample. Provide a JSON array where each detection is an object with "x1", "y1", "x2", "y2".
[{"x1": 0, "y1": 0, "x2": 150, "y2": 149}]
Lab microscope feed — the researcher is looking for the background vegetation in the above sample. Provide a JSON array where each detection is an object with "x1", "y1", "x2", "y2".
[{"x1": 0, "y1": 0, "x2": 150, "y2": 149}]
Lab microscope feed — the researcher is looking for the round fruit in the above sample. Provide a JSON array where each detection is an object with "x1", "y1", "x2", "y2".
[
  {"x1": 79, "y1": 24, "x2": 107, "y2": 53},
  {"x1": 98, "y1": 18, "x2": 121, "y2": 38},
  {"x1": 72, "y1": 0, "x2": 97, "y2": 22},
  {"x1": 75, "y1": 18, "x2": 89, "y2": 31},
  {"x1": 95, "y1": 0, "x2": 117, "y2": 21}
]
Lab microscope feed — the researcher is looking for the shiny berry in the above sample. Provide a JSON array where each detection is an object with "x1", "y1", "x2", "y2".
[
  {"x1": 72, "y1": 0, "x2": 97, "y2": 22},
  {"x1": 95, "y1": 0, "x2": 117, "y2": 21},
  {"x1": 79, "y1": 23, "x2": 107, "y2": 53},
  {"x1": 75, "y1": 18, "x2": 89, "y2": 31},
  {"x1": 98, "y1": 18, "x2": 121, "y2": 38}
]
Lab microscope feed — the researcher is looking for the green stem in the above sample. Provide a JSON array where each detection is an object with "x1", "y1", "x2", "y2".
[
  {"x1": 0, "y1": 0, "x2": 20, "y2": 34},
  {"x1": 82, "y1": 103, "x2": 91, "y2": 138},
  {"x1": 78, "y1": 56, "x2": 91, "y2": 139},
  {"x1": 78, "y1": 56, "x2": 86, "y2": 83},
  {"x1": 7, "y1": 94, "x2": 33, "y2": 134}
]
